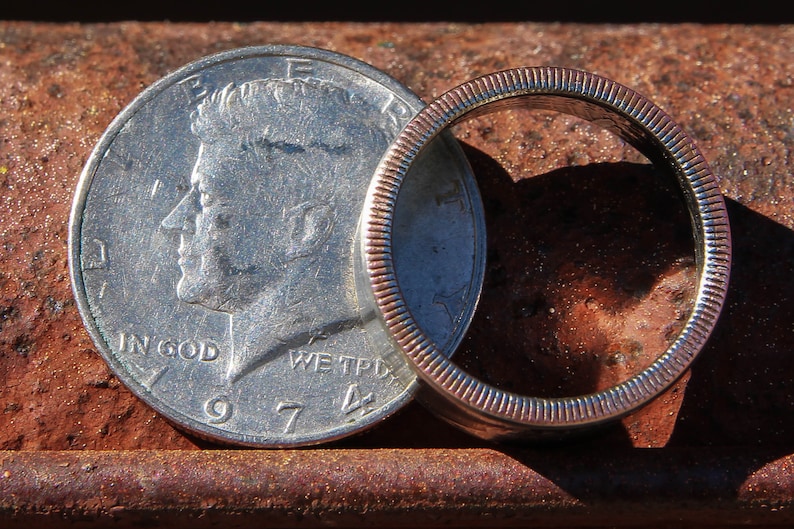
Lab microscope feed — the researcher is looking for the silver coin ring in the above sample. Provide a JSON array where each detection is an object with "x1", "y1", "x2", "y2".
[{"x1": 360, "y1": 66, "x2": 732, "y2": 440}]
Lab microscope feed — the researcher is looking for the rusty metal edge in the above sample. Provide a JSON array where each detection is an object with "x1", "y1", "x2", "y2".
[{"x1": 1, "y1": 447, "x2": 793, "y2": 528}]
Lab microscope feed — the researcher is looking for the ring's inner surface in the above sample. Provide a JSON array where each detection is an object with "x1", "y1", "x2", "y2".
[{"x1": 403, "y1": 104, "x2": 697, "y2": 401}]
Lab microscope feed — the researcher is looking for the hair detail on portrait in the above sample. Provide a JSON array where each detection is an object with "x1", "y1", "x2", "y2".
[
  {"x1": 190, "y1": 78, "x2": 392, "y2": 157},
  {"x1": 162, "y1": 77, "x2": 395, "y2": 383}
]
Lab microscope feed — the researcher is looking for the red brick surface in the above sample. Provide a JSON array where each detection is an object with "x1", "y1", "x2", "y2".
[{"x1": 0, "y1": 20, "x2": 793, "y2": 526}]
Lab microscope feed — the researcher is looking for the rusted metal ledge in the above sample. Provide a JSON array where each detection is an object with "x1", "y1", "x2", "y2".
[{"x1": 2, "y1": 448, "x2": 794, "y2": 528}]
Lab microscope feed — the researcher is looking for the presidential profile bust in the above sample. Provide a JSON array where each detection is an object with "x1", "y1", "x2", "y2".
[{"x1": 161, "y1": 77, "x2": 393, "y2": 383}]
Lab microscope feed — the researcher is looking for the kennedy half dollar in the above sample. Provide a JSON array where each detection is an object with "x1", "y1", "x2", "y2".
[{"x1": 69, "y1": 45, "x2": 485, "y2": 447}]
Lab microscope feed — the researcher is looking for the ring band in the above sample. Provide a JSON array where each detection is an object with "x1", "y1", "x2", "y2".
[{"x1": 359, "y1": 67, "x2": 732, "y2": 440}]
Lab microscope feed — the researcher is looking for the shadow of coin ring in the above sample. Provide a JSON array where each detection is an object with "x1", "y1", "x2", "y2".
[{"x1": 359, "y1": 66, "x2": 732, "y2": 441}]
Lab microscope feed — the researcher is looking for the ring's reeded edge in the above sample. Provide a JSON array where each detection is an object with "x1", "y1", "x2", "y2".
[{"x1": 360, "y1": 67, "x2": 732, "y2": 440}]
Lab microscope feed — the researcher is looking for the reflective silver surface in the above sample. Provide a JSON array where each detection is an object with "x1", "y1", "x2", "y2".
[
  {"x1": 69, "y1": 45, "x2": 486, "y2": 447},
  {"x1": 359, "y1": 67, "x2": 732, "y2": 441}
]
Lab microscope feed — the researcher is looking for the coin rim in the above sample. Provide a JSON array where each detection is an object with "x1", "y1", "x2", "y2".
[{"x1": 361, "y1": 66, "x2": 732, "y2": 440}]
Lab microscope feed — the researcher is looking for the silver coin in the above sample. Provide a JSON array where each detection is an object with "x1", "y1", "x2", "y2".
[{"x1": 69, "y1": 45, "x2": 486, "y2": 447}]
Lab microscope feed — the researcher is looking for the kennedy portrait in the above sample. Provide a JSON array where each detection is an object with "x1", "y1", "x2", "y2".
[{"x1": 161, "y1": 77, "x2": 392, "y2": 383}]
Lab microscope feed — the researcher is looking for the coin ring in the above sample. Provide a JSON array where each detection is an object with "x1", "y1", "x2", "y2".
[{"x1": 360, "y1": 67, "x2": 732, "y2": 440}]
